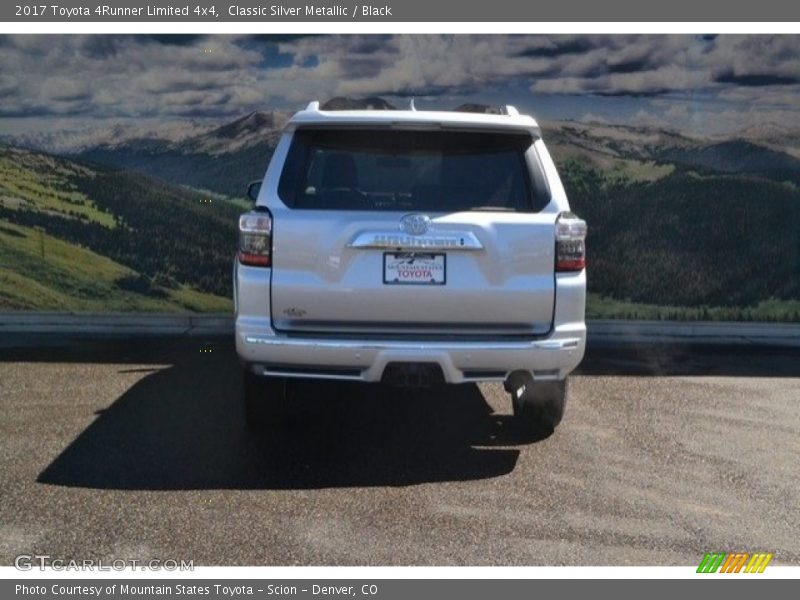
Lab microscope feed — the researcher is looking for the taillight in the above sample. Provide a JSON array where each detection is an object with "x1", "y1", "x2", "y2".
[
  {"x1": 238, "y1": 210, "x2": 272, "y2": 267},
  {"x1": 555, "y1": 212, "x2": 587, "y2": 272}
]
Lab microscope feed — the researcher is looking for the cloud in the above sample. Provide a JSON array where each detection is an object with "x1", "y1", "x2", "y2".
[
  {"x1": 41, "y1": 78, "x2": 91, "y2": 102},
  {"x1": 578, "y1": 112, "x2": 611, "y2": 124},
  {"x1": 274, "y1": 34, "x2": 800, "y2": 107},
  {"x1": 0, "y1": 35, "x2": 266, "y2": 118},
  {"x1": 715, "y1": 72, "x2": 800, "y2": 86},
  {"x1": 0, "y1": 34, "x2": 799, "y2": 135}
]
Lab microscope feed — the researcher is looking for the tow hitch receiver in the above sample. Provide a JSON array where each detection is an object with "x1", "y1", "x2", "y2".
[{"x1": 381, "y1": 362, "x2": 445, "y2": 387}]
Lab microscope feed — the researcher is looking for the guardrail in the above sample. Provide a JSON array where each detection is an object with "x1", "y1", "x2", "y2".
[
  {"x1": 0, "y1": 312, "x2": 232, "y2": 336},
  {"x1": 588, "y1": 319, "x2": 800, "y2": 347},
  {"x1": 1, "y1": 313, "x2": 799, "y2": 347}
]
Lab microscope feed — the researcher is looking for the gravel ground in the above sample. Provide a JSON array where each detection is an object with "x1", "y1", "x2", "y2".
[{"x1": 1, "y1": 338, "x2": 798, "y2": 566}]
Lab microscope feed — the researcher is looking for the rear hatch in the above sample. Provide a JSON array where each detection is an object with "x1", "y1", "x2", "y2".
[{"x1": 269, "y1": 127, "x2": 556, "y2": 336}]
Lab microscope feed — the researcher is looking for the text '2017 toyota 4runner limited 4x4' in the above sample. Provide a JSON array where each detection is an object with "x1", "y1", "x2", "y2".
[{"x1": 234, "y1": 101, "x2": 587, "y2": 433}]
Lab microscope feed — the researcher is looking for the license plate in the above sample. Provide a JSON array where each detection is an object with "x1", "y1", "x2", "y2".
[{"x1": 383, "y1": 252, "x2": 446, "y2": 285}]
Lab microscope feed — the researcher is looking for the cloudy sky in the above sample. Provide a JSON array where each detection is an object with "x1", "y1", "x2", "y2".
[{"x1": 1, "y1": 34, "x2": 800, "y2": 137}]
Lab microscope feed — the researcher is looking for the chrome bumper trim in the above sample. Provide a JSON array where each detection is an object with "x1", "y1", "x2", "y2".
[{"x1": 244, "y1": 334, "x2": 581, "y2": 351}]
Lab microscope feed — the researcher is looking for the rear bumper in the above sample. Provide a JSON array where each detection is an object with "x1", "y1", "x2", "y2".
[
  {"x1": 236, "y1": 321, "x2": 585, "y2": 383},
  {"x1": 234, "y1": 262, "x2": 586, "y2": 384}
]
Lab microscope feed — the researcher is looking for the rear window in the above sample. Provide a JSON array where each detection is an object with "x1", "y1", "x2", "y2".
[{"x1": 278, "y1": 128, "x2": 549, "y2": 212}]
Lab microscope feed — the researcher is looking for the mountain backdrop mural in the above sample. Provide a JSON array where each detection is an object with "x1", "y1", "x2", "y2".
[{"x1": 1, "y1": 35, "x2": 799, "y2": 319}]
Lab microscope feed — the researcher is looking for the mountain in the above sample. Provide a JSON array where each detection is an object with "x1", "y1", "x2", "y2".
[
  {"x1": 76, "y1": 111, "x2": 288, "y2": 197},
  {"x1": 544, "y1": 120, "x2": 700, "y2": 160},
  {"x1": 0, "y1": 119, "x2": 218, "y2": 155},
  {"x1": 175, "y1": 111, "x2": 289, "y2": 155},
  {"x1": 728, "y1": 122, "x2": 800, "y2": 159},
  {"x1": 0, "y1": 144, "x2": 236, "y2": 311},
  {"x1": 11, "y1": 104, "x2": 800, "y2": 199},
  {"x1": 320, "y1": 97, "x2": 397, "y2": 110},
  {"x1": 657, "y1": 139, "x2": 800, "y2": 184},
  {"x1": 3, "y1": 105, "x2": 799, "y2": 319},
  {"x1": 544, "y1": 120, "x2": 800, "y2": 186}
]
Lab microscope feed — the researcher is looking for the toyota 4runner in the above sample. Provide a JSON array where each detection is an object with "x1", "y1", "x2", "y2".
[{"x1": 234, "y1": 101, "x2": 587, "y2": 432}]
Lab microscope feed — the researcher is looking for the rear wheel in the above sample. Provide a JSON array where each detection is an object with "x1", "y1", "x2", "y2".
[
  {"x1": 507, "y1": 374, "x2": 568, "y2": 433},
  {"x1": 242, "y1": 368, "x2": 289, "y2": 430}
]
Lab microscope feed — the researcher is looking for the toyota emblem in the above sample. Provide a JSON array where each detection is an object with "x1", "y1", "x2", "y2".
[{"x1": 399, "y1": 214, "x2": 431, "y2": 236}]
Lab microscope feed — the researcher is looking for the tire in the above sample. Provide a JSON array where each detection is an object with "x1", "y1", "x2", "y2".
[
  {"x1": 510, "y1": 377, "x2": 568, "y2": 433},
  {"x1": 242, "y1": 368, "x2": 289, "y2": 430}
]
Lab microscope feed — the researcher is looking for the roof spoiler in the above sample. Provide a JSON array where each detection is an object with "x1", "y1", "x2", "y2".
[
  {"x1": 307, "y1": 100, "x2": 522, "y2": 116},
  {"x1": 451, "y1": 103, "x2": 520, "y2": 116}
]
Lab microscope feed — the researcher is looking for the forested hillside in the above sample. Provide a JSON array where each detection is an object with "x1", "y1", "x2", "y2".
[
  {"x1": 562, "y1": 159, "x2": 800, "y2": 320},
  {"x1": 0, "y1": 145, "x2": 235, "y2": 311}
]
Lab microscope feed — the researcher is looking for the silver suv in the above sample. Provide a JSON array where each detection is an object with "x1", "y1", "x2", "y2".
[{"x1": 234, "y1": 101, "x2": 587, "y2": 432}]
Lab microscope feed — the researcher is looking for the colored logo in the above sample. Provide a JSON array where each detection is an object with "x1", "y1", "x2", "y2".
[{"x1": 697, "y1": 552, "x2": 773, "y2": 573}]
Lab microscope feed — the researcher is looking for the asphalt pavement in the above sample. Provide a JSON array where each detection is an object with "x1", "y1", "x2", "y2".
[{"x1": 0, "y1": 337, "x2": 798, "y2": 566}]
